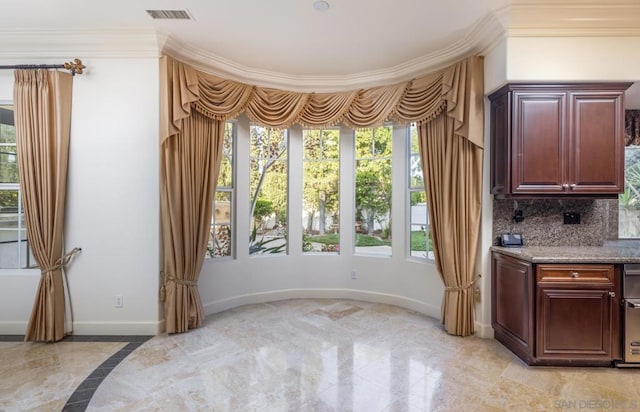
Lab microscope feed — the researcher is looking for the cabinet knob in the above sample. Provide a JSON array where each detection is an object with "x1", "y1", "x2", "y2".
[
  {"x1": 571, "y1": 271, "x2": 579, "y2": 278},
  {"x1": 570, "y1": 184, "x2": 577, "y2": 189},
  {"x1": 562, "y1": 183, "x2": 569, "y2": 189},
  {"x1": 609, "y1": 291, "x2": 616, "y2": 298}
]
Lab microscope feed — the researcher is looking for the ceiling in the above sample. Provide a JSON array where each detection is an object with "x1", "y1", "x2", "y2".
[
  {"x1": 0, "y1": 0, "x2": 508, "y2": 77},
  {"x1": 1, "y1": 0, "x2": 640, "y2": 93}
]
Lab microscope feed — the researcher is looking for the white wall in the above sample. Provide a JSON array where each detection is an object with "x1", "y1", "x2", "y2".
[
  {"x1": 506, "y1": 37, "x2": 640, "y2": 82},
  {"x1": 0, "y1": 57, "x2": 161, "y2": 335}
]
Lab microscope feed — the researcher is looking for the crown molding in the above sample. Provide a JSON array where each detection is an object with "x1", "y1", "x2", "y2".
[
  {"x1": 161, "y1": 12, "x2": 506, "y2": 92},
  {"x1": 0, "y1": 28, "x2": 161, "y2": 60}
]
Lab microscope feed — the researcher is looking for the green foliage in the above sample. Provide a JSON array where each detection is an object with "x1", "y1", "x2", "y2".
[
  {"x1": 411, "y1": 231, "x2": 426, "y2": 251},
  {"x1": 308, "y1": 233, "x2": 339, "y2": 245},
  {"x1": 249, "y1": 126, "x2": 288, "y2": 233},
  {"x1": 302, "y1": 233, "x2": 315, "y2": 252},
  {"x1": 410, "y1": 190, "x2": 426, "y2": 205},
  {"x1": 354, "y1": 126, "x2": 393, "y2": 235},
  {"x1": 249, "y1": 226, "x2": 286, "y2": 255},
  {"x1": 355, "y1": 234, "x2": 390, "y2": 247},
  {"x1": 0, "y1": 118, "x2": 18, "y2": 184},
  {"x1": 302, "y1": 129, "x2": 340, "y2": 235},
  {"x1": 253, "y1": 198, "x2": 274, "y2": 218}
]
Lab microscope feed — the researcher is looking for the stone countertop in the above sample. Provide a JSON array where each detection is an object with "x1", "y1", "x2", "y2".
[{"x1": 491, "y1": 240, "x2": 640, "y2": 263}]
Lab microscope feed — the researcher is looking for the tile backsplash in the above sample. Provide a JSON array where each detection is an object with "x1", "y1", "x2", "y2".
[{"x1": 492, "y1": 199, "x2": 617, "y2": 247}]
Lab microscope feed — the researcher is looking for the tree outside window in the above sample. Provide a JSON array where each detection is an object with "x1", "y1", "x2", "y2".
[
  {"x1": 249, "y1": 125, "x2": 288, "y2": 255},
  {"x1": 302, "y1": 129, "x2": 340, "y2": 253},
  {"x1": 354, "y1": 126, "x2": 392, "y2": 256}
]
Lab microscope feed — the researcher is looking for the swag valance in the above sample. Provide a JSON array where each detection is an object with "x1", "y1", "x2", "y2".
[{"x1": 160, "y1": 55, "x2": 484, "y2": 148}]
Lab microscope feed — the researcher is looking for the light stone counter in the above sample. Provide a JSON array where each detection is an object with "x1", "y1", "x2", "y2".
[{"x1": 491, "y1": 240, "x2": 640, "y2": 264}]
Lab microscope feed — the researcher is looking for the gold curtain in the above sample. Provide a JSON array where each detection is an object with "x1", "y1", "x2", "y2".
[
  {"x1": 159, "y1": 55, "x2": 484, "y2": 335},
  {"x1": 14, "y1": 70, "x2": 73, "y2": 342},
  {"x1": 418, "y1": 57, "x2": 484, "y2": 336},
  {"x1": 160, "y1": 55, "x2": 484, "y2": 145},
  {"x1": 160, "y1": 110, "x2": 224, "y2": 333}
]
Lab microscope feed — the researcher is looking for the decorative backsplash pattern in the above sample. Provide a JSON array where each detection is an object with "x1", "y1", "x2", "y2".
[{"x1": 492, "y1": 199, "x2": 617, "y2": 247}]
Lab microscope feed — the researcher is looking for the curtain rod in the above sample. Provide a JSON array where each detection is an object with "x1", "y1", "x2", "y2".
[{"x1": 0, "y1": 58, "x2": 85, "y2": 75}]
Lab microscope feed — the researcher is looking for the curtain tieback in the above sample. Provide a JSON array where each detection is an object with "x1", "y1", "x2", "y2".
[
  {"x1": 160, "y1": 273, "x2": 198, "y2": 302},
  {"x1": 41, "y1": 247, "x2": 82, "y2": 275},
  {"x1": 444, "y1": 275, "x2": 480, "y2": 292}
]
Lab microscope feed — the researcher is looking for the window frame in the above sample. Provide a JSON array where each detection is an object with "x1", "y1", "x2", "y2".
[
  {"x1": 302, "y1": 127, "x2": 341, "y2": 255},
  {"x1": 208, "y1": 120, "x2": 236, "y2": 260},
  {"x1": 248, "y1": 124, "x2": 289, "y2": 257},
  {"x1": 0, "y1": 102, "x2": 35, "y2": 270},
  {"x1": 406, "y1": 123, "x2": 433, "y2": 262},
  {"x1": 353, "y1": 124, "x2": 393, "y2": 258}
]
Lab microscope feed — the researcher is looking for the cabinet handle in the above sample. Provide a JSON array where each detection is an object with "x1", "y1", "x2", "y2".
[{"x1": 571, "y1": 271, "x2": 579, "y2": 278}]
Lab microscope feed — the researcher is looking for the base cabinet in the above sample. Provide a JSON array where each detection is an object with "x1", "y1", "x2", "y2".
[{"x1": 491, "y1": 253, "x2": 622, "y2": 365}]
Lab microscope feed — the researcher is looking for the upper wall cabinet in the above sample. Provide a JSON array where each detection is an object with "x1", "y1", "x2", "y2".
[{"x1": 489, "y1": 83, "x2": 632, "y2": 198}]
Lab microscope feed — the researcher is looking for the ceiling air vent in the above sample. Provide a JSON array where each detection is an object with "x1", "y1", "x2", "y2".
[{"x1": 146, "y1": 10, "x2": 192, "y2": 20}]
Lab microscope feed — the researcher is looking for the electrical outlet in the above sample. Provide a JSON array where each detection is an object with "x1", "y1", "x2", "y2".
[
  {"x1": 115, "y1": 294, "x2": 124, "y2": 308},
  {"x1": 350, "y1": 270, "x2": 357, "y2": 280}
]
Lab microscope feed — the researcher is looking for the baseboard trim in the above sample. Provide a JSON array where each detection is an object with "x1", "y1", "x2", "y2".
[
  {"x1": 474, "y1": 321, "x2": 495, "y2": 339},
  {"x1": 71, "y1": 321, "x2": 163, "y2": 336},
  {"x1": 203, "y1": 288, "x2": 441, "y2": 320}
]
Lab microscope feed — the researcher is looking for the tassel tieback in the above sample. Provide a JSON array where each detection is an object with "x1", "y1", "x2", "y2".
[
  {"x1": 159, "y1": 273, "x2": 198, "y2": 302},
  {"x1": 444, "y1": 274, "x2": 480, "y2": 292},
  {"x1": 41, "y1": 247, "x2": 82, "y2": 275}
]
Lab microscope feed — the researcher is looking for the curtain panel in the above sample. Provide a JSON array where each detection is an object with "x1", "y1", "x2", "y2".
[
  {"x1": 159, "y1": 55, "x2": 484, "y2": 336},
  {"x1": 160, "y1": 55, "x2": 484, "y2": 148},
  {"x1": 418, "y1": 58, "x2": 484, "y2": 336},
  {"x1": 14, "y1": 70, "x2": 73, "y2": 342}
]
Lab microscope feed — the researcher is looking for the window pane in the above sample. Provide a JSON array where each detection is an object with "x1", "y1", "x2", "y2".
[
  {"x1": 209, "y1": 191, "x2": 232, "y2": 258},
  {"x1": 0, "y1": 106, "x2": 18, "y2": 184},
  {"x1": 407, "y1": 123, "x2": 433, "y2": 260},
  {"x1": 410, "y1": 190, "x2": 432, "y2": 259},
  {"x1": 620, "y1": 146, "x2": 640, "y2": 238},
  {"x1": 303, "y1": 129, "x2": 340, "y2": 254},
  {"x1": 407, "y1": 123, "x2": 434, "y2": 260},
  {"x1": 354, "y1": 126, "x2": 392, "y2": 257},
  {"x1": 208, "y1": 122, "x2": 235, "y2": 259},
  {"x1": 409, "y1": 125, "x2": 423, "y2": 189},
  {"x1": 249, "y1": 125, "x2": 288, "y2": 255},
  {"x1": 217, "y1": 122, "x2": 234, "y2": 188},
  {"x1": 0, "y1": 188, "x2": 30, "y2": 268}
]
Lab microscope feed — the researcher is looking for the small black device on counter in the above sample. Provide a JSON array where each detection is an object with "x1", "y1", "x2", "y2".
[{"x1": 500, "y1": 233, "x2": 523, "y2": 247}]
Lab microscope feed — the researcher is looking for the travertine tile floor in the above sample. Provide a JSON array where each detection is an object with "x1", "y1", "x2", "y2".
[{"x1": 2, "y1": 299, "x2": 640, "y2": 411}]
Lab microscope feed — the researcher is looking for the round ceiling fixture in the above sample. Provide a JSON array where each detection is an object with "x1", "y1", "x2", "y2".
[{"x1": 313, "y1": 0, "x2": 330, "y2": 11}]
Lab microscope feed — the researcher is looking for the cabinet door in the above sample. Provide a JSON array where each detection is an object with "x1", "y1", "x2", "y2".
[
  {"x1": 568, "y1": 91, "x2": 624, "y2": 194},
  {"x1": 511, "y1": 92, "x2": 567, "y2": 194},
  {"x1": 537, "y1": 286, "x2": 614, "y2": 360},
  {"x1": 490, "y1": 91, "x2": 510, "y2": 194},
  {"x1": 491, "y1": 252, "x2": 534, "y2": 361}
]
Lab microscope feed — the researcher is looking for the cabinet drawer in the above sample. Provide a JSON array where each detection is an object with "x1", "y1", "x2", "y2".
[{"x1": 537, "y1": 264, "x2": 614, "y2": 283}]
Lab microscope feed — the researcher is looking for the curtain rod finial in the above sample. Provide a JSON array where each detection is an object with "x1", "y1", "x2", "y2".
[{"x1": 63, "y1": 58, "x2": 85, "y2": 75}]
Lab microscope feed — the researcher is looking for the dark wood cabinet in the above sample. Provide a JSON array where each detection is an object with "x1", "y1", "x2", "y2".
[
  {"x1": 491, "y1": 252, "x2": 622, "y2": 366},
  {"x1": 536, "y1": 264, "x2": 620, "y2": 362},
  {"x1": 491, "y1": 252, "x2": 535, "y2": 363},
  {"x1": 489, "y1": 83, "x2": 630, "y2": 198}
]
